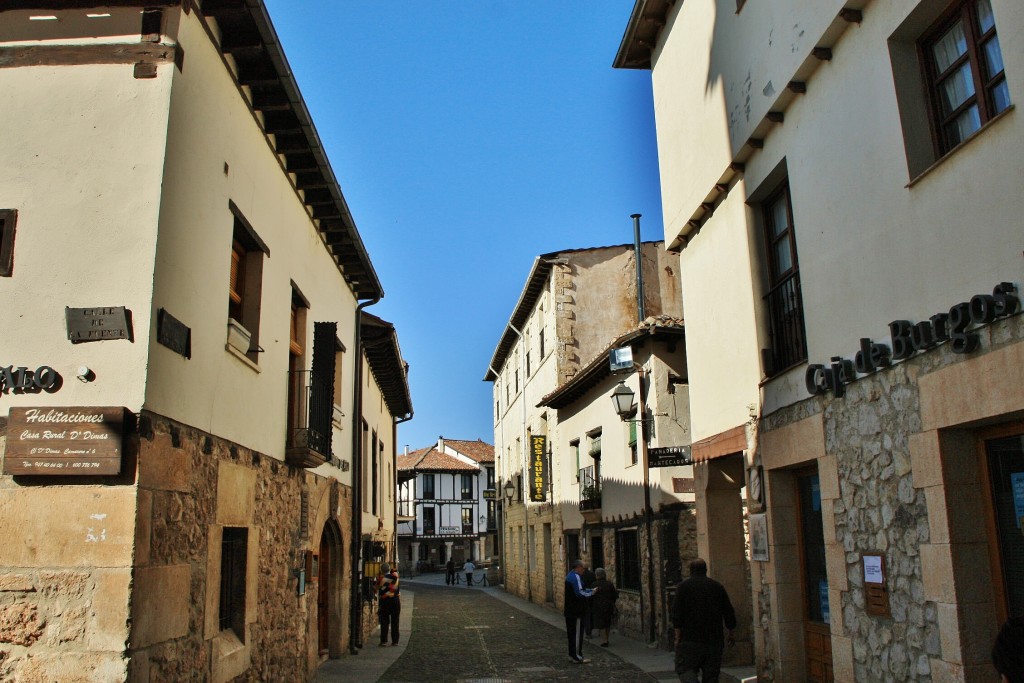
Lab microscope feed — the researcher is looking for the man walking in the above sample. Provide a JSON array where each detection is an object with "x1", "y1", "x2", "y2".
[
  {"x1": 564, "y1": 559, "x2": 594, "y2": 664},
  {"x1": 670, "y1": 558, "x2": 736, "y2": 683},
  {"x1": 463, "y1": 558, "x2": 476, "y2": 586},
  {"x1": 376, "y1": 563, "x2": 401, "y2": 647}
]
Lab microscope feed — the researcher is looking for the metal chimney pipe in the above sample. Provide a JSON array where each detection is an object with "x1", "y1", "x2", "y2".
[{"x1": 632, "y1": 213, "x2": 645, "y2": 324}]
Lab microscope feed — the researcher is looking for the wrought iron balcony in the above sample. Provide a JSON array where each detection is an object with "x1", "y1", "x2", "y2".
[
  {"x1": 578, "y1": 465, "x2": 601, "y2": 511},
  {"x1": 285, "y1": 369, "x2": 332, "y2": 468}
]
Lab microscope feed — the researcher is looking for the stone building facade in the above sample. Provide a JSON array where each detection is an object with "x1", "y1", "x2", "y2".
[
  {"x1": 487, "y1": 243, "x2": 691, "y2": 644},
  {"x1": 617, "y1": 0, "x2": 1024, "y2": 681},
  {"x1": 0, "y1": 2, "x2": 411, "y2": 681}
]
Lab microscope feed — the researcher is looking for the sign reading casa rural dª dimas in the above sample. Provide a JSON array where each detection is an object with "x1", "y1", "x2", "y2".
[
  {"x1": 530, "y1": 435, "x2": 547, "y2": 502},
  {"x1": 4, "y1": 407, "x2": 127, "y2": 476}
]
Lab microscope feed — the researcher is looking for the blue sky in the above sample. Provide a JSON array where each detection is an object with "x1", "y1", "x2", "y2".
[{"x1": 262, "y1": 2, "x2": 664, "y2": 450}]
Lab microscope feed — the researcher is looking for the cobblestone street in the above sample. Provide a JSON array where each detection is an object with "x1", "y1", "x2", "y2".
[{"x1": 379, "y1": 584, "x2": 657, "y2": 682}]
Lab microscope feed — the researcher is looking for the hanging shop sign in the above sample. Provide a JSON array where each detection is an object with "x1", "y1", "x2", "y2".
[
  {"x1": 806, "y1": 282, "x2": 1019, "y2": 398},
  {"x1": 648, "y1": 445, "x2": 692, "y2": 468},
  {"x1": 65, "y1": 306, "x2": 132, "y2": 343},
  {"x1": 3, "y1": 406, "x2": 127, "y2": 476},
  {"x1": 0, "y1": 366, "x2": 61, "y2": 395},
  {"x1": 530, "y1": 435, "x2": 547, "y2": 502}
]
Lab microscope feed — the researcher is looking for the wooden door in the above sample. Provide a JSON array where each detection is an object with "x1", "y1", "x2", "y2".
[
  {"x1": 797, "y1": 469, "x2": 833, "y2": 683},
  {"x1": 318, "y1": 533, "x2": 330, "y2": 653}
]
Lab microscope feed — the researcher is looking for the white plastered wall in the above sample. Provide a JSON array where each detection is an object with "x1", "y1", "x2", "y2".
[{"x1": 145, "y1": 10, "x2": 360, "y2": 463}]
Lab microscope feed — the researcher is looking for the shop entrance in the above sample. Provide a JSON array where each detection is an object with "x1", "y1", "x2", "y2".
[
  {"x1": 796, "y1": 468, "x2": 832, "y2": 683},
  {"x1": 983, "y1": 427, "x2": 1024, "y2": 620}
]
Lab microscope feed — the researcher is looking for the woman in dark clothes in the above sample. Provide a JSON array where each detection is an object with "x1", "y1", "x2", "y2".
[{"x1": 591, "y1": 567, "x2": 619, "y2": 647}]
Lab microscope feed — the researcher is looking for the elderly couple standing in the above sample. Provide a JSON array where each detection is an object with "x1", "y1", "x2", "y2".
[{"x1": 563, "y1": 559, "x2": 618, "y2": 663}]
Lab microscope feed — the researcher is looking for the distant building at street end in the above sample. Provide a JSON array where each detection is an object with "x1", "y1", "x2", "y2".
[
  {"x1": 0, "y1": 3, "x2": 410, "y2": 681},
  {"x1": 396, "y1": 438, "x2": 496, "y2": 574},
  {"x1": 617, "y1": 0, "x2": 1024, "y2": 680}
]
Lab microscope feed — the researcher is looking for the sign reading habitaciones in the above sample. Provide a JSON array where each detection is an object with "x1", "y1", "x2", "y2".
[
  {"x1": 3, "y1": 407, "x2": 127, "y2": 476},
  {"x1": 530, "y1": 435, "x2": 547, "y2": 502},
  {"x1": 807, "y1": 282, "x2": 1019, "y2": 398}
]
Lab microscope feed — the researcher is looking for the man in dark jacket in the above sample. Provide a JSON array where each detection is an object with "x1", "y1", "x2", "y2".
[
  {"x1": 670, "y1": 558, "x2": 736, "y2": 683},
  {"x1": 564, "y1": 559, "x2": 594, "y2": 663}
]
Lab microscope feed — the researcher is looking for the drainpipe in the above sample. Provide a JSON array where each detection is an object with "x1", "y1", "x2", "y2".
[
  {"x1": 393, "y1": 412, "x2": 413, "y2": 577},
  {"x1": 349, "y1": 295, "x2": 380, "y2": 655},
  {"x1": 632, "y1": 214, "x2": 646, "y2": 324},
  {"x1": 506, "y1": 321, "x2": 533, "y2": 603},
  {"x1": 637, "y1": 365, "x2": 658, "y2": 644},
  {"x1": 487, "y1": 361, "x2": 508, "y2": 586}
]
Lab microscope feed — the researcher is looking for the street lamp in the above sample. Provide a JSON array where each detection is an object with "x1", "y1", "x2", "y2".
[
  {"x1": 609, "y1": 372, "x2": 658, "y2": 644},
  {"x1": 611, "y1": 380, "x2": 636, "y2": 420},
  {"x1": 504, "y1": 479, "x2": 516, "y2": 505}
]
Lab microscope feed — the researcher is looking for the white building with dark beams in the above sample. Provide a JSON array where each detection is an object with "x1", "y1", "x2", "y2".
[{"x1": 396, "y1": 438, "x2": 496, "y2": 573}]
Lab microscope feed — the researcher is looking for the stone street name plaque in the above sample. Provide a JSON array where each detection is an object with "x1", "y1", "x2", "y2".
[
  {"x1": 66, "y1": 306, "x2": 132, "y2": 343},
  {"x1": 3, "y1": 406, "x2": 127, "y2": 475}
]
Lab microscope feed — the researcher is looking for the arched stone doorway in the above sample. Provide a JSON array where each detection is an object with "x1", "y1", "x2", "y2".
[{"x1": 318, "y1": 520, "x2": 344, "y2": 657}]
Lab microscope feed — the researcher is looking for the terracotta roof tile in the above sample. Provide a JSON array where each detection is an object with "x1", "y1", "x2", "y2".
[
  {"x1": 445, "y1": 438, "x2": 494, "y2": 463},
  {"x1": 399, "y1": 448, "x2": 478, "y2": 473}
]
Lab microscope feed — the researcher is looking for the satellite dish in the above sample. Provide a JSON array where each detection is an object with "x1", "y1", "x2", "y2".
[{"x1": 609, "y1": 347, "x2": 634, "y2": 372}]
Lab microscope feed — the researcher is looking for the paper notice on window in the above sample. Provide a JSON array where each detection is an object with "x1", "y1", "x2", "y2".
[{"x1": 863, "y1": 555, "x2": 883, "y2": 585}]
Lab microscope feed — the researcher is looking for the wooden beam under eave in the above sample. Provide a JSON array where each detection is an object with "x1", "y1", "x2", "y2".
[
  {"x1": 312, "y1": 204, "x2": 342, "y2": 220},
  {"x1": 285, "y1": 154, "x2": 319, "y2": 173},
  {"x1": 200, "y1": 0, "x2": 246, "y2": 15},
  {"x1": 3, "y1": 0, "x2": 178, "y2": 7},
  {"x1": 294, "y1": 172, "x2": 329, "y2": 190},
  {"x1": 251, "y1": 87, "x2": 291, "y2": 111},
  {"x1": 0, "y1": 43, "x2": 176, "y2": 69},
  {"x1": 236, "y1": 62, "x2": 278, "y2": 87}
]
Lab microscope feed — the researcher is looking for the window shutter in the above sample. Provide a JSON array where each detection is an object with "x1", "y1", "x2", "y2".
[
  {"x1": 229, "y1": 241, "x2": 244, "y2": 305},
  {"x1": 309, "y1": 322, "x2": 337, "y2": 457},
  {"x1": 589, "y1": 435, "x2": 602, "y2": 456},
  {"x1": 628, "y1": 421, "x2": 637, "y2": 447}
]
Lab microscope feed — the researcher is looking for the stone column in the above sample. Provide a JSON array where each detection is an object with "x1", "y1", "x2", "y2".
[
  {"x1": 410, "y1": 542, "x2": 420, "y2": 575},
  {"x1": 476, "y1": 538, "x2": 484, "y2": 561},
  {"x1": 444, "y1": 540, "x2": 454, "y2": 562}
]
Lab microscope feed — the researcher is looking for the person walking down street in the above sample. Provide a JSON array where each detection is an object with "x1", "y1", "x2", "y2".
[
  {"x1": 445, "y1": 558, "x2": 456, "y2": 586},
  {"x1": 463, "y1": 559, "x2": 476, "y2": 586},
  {"x1": 591, "y1": 567, "x2": 619, "y2": 647},
  {"x1": 670, "y1": 558, "x2": 736, "y2": 683},
  {"x1": 376, "y1": 563, "x2": 401, "y2": 647},
  {"x1": 564, "y1": 559, "x2": 595, "y2": 664},
  {"x1": 581, "y1": 563, "x2": 596, "y2": 639}
]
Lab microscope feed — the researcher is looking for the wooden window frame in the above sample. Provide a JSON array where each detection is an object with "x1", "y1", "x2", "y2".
[
  {"x1": 461, "y1": 473, "x2": 474, "y2": 500},
  {"x1": 227, "y1": 202, "x2": 268, "y2": 362},
  {"x1": 761, "y1": 181, "x2": 808, "y2": 374},
  {"x1": 920, "y1": 0, "x2": 1010, "y2": 156},
  {"x1": 422, "y1": 473, "x2": 435, "y2": 500},
  {"x1": 0, "y1": 209, "x2": 18, "y2": 277}
]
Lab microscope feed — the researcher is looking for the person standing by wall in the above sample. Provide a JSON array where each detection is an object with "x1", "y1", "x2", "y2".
[
  {"x1": 670, "y1": 558, "x2": 736, "y2": 683},
  {"x1": 376, "y1": 562, "x2": 401, "y2": 647},
  {"x1": 564, "y1": 559, "x2": 595, "y2": 664},
  {"x1": 445, "y1": 558, "x2": 456, "y2": 586},
  {"x1": 591, "y1": 567, "x2": 618, "y2": 647},
  {"x1": 581, "y1": 563, "x2": 596, "y2": 639},
  {"x1": 463, "y1": 558, "x2": 476, "y2": 586}
]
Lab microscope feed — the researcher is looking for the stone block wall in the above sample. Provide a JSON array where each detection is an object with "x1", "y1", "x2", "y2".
[
  {"x1": 0, "y1": 415, "x2": 136, "y2": 683},
  {"x1": 128, "y1": 411, "x2": 355, "y2": 683}
]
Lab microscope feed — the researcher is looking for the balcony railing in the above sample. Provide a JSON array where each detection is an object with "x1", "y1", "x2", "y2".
[
  {"x1": 286, "y1": 369, "x2": 332, "y2": 468},
  {"x1": 578, "y1": 465, "x2": 601, "y2": 511},
  {"x1": 764, "y1": 272, "x2": 807, "y2": 375}
]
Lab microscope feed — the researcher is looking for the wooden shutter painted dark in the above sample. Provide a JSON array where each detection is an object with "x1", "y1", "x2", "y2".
[{"x1": 309, "y1": 322, "x2": 337, "y2": 457}]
